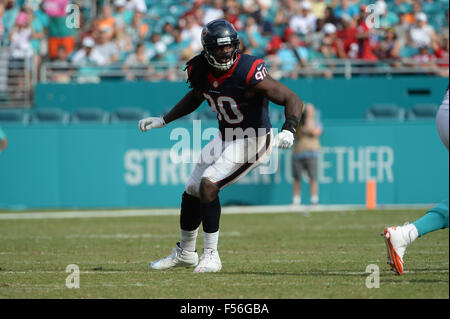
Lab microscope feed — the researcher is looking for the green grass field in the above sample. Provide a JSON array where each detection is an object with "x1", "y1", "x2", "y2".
[{"x1": 0, "y1": 209, "x2": 448, "y2": 299}]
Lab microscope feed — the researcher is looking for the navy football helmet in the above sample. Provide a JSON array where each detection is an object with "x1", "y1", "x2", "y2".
[{"x1": 201, "y1": 19, "x2": 240, "y2": 71}]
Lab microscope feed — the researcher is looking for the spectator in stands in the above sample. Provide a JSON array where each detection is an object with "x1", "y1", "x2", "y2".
[
  {"x1": 203, "y1": 0, "x2": 224, "y2": 25},
  {"x1": 410, "y1": 12, "x2": 437, "y2": 49},
  {"x1": 292, "y1": 103, "x2": 323, "y2": 206},
  {"x1": 0, "y1": 2, "x2": 5, "y2": 46},
  {"x1": 337, "y1": 13, "x2": 358, "y2": 57},
  {"x1": 71, "y1": 36, "x2": 106, "y2": 66},
  {"x1": 394, "y1": 11, "x2": 412, "y2": 48},
  {"x1": 355, "y1": 9, "x2": 378, "y2": 61},
  {"x1": 311, "y1": 0, "x2": 326, "y2": 20},
  {"x1": 95, "y1": 26, "x2": 120, "y2": 64},
  {"x1": 181, "y1": 13, "x2": 203, "y2": 53},
  {"x1": 114, "y1": 22, "x2": 133, "y2": 61},
  {"x1": 167, "y1": 27, "x2": 190, "y2": 61},
  {"x1": 1, "y1": 0, "x2": 20, "y2": 40},
  {"x1": 439, "y1": 10, "x2": 449, "y2": 41},
  {"x1": 413, "y1": 45, "x2": 438, "y2": 69},
  {"x1": 98, "y1": 4, "x2": 116, "y2": 40},
  {"x1": 274, "y1": 0, "x2": 296, "y2": 31},
  {"x1": 223, "y1": 2, "x2": 243, "y2": 31},
  {"x1": 122, "y1": 41, "x2": 151, "y2": 81},
  {"x1": 146, "y1": 32, "x2": 167, "y2": 61},
  {"x1": 289, "y1": 1, "x2": 317, "y2": 36},
  {"x1": 113, "y1": 0, "x2": 134, "y2": 28},
  {"x1": 179, "y1": 0, "x2": 203, "y2": 29},
  {"x1": 124, "y1": 0, "x2": 147, "y2": 14},
  {"x1": 0, "y1": 127, "x2": 7, "y2": 154},
  {"x1": 240, "y1": 15, "x2": 264, "y2": 57},
  {"x1": 161, "y1": 22, "x2": 175, "y2": 47},
  {"x1": 404, "y1": 0, "x2": 423, "y2": 24},
  {"x1": 319, "y1": 22, "x2": 346, "y2": 59},
  {"x1": 48, "y1": 45, "x2": 73, "y2": 82},
  {"x1": 376, "y1": 0, "x2": 399, "y2": 29},
  {"x1": 375, "y1": 27, "x2": 401, "y2": 61},
  {"x1": 433, "y1": 36, "x2": 449, "y2": 77},
  {"x1": 274, "y1": 32, "x2": 308, "y2": 79},
  {"x1": 44, "y1": 0, "x2": 77, "y2": 59},
  {"x1": 1, "y1": 0, "x2": 445, "y2": 84},
  {"x1": 9, "y1": 11, "x2": 34, "y2": 60},
  {"x1": 303, "y1": 17, "x2": 324, "y2": 51},
  {"x1": 126, "y1": 10, "x2": 149, "y2": 45},
  {"x1": 241, "y1": 0, "x2": 267, "y2": 17},
  {"x1": 25, "y1": 7, "x2": 45, "y2": 57},
  {"x1": 323, "y1": 5, "x2": 339, "y2": 26}
]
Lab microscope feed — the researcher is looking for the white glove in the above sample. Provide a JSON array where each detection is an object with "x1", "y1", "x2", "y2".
[
  {"x1": 274, "y1": 130, "x2": 294, "y2": 149},
  {"x1": 138, "y1": 117, "x2": 166, "y2": 132}
]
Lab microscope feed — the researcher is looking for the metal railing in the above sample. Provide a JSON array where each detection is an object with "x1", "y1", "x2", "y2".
[
  {"x1": 39, "y1": 58, "x2": 449, "y2": 84},
  {"x1": 0, "y1": 49, "x2": 35, "y2": 108},
  {"x1": 0, "y1": 55, "x2": 447, "y2": 108}
]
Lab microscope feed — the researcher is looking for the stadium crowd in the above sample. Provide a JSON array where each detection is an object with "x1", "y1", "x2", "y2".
[{"x1": 0, "y1": 0, "x2": 448, "y2": 81}]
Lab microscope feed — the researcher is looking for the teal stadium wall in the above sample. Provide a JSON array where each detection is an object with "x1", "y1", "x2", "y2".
[
  {"x1": 0, "y1": 120, "x2": 448, "y2": 209},
  {"x1": 35, "y1": 76, "x2": 449, "y2": 119},
  {"x1": 0, "y1": 77, "x2": 448, "y2": 209}
]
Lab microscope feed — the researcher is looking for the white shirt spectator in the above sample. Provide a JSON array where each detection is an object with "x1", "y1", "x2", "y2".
[
  {"x1": 410, "y1": 24, "x2": 434, "y2": 48},
  {"x1": 181, "y1": 16, "x2": 203, "y2": 53},
  {"x1": 95, "y1": 42, "x2": 120, "y2": 63},
  {"x1": 71, "y1": 37, "x2": 107, "y2": 66},
  {"x1": 203, "y1": 6, "x2": 224, "y2": 25},
  {"x1": 71, "y1": 48, "x2": 107, "y2": 66},
  {"x1": 289, "y1": 13, "x2": 317, "y2": 35},
  {"x1": 410, "y1": 12, "x2": 435, "y2": 48},
  {"x1": 10, "y1": 27, "x2": 34, "y2": 59},
  {"x1": 125, "y1": 0, "x2": 147, "y2": 13}
]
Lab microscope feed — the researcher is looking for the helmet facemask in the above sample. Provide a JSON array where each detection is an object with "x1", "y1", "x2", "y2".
[{"x1": 204, "y1": 41, "x2": 240, "y2": 71}]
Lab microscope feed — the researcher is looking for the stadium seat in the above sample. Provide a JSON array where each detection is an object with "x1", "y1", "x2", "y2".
[
  {"x1": 366, "y1": 104, "x2": 406, "y2": 121},
  {"x1": 31, "y1": 108, "x2": 70, "y2": 124},
  {"x1": 111, "y1": 107, "x2": 150, "y2": 123},
  {"x1": 0, "y1": 109, "x2": 30, "y2": 124},
  {"x1": 71, "y1": 107, "x2": 110, "y2": 123},
  {"x1": 407, "y1": 104, "x2": 438, "y2": 120}
]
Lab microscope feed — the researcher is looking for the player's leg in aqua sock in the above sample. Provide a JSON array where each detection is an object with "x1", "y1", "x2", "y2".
[{"x1": 412, "y1": 199, "x2": 449, "y2": 237}]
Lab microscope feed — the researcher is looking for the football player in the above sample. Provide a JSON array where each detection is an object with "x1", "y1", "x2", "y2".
[
  {"x1": 382, "y1": 87, "x2": 449, "y2": 275},
  {"x1": 139, "y1": 19, "x2": 304, "y2": 273}
]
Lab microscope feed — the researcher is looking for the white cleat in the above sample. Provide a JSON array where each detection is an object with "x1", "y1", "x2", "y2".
[
  {"x1": 193, "y1": 248, "x2": 222, "y2": 273},
  {"x1": 382, "y1": 225, "x2": 413, "y2": 275},
  {"x1": 150, "y1": 242, "x2": 198, "y2": 270}
]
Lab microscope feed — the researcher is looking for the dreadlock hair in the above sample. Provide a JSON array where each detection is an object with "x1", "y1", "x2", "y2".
[{"x1": 184, "y1": 51, "x2": 209, "y2": 92}]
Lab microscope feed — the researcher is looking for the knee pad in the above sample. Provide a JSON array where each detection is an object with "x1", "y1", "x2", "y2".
[{"x1": 185, "y1": 177, "x2": 201, "y2": 199}]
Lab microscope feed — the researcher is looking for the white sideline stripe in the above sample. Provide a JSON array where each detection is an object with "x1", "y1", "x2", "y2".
[
  {"x1": 0, "y1": 204, "x2": 433, "y2": 220},
  {"x1": 2, "y1": 269, "x2": 447, "y2": 275}
]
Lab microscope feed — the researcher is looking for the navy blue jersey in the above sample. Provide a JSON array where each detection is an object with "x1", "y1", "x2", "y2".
[{"x1": 188, "y1": 54, "x2": 272, "y2": 139}]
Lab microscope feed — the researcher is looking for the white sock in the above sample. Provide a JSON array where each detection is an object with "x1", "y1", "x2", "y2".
[
  {"x1": 293, "y1": 195, "x2": 301, "y2": 205},
  {"x1": 403, "y1": 223, "x2": 419, "y2": 245},
  {"x1": 203, "y1": 230, "x2": 219, "y2": 251},
  {"x1": 180, "y1": 228, "x2": 198, "y2": 252},
  {"x1": 311, "y1": 195, "x2": 319, "y2": 204}
]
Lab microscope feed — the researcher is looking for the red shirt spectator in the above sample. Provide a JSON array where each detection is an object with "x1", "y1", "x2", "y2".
[
  {"x1": 356, "y1": 20, "x2": 378, "y2": 61},
  {"x1": 337, "y1": 18, "x2": 358, "y2": 55}
]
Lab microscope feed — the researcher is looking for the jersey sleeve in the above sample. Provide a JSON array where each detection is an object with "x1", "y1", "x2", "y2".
[
  {"x1": 187, "y1": 64, "x2": 193, "y2": 78},
  {"x1": 245, "y1": 58, "x2": 268, "y2": 87}
]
